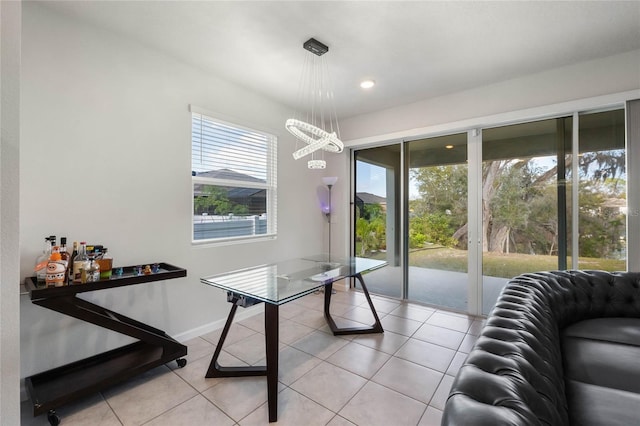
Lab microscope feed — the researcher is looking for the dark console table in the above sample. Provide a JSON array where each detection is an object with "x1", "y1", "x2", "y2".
[{"x1": 24, "y1": 263, "x2": 188, "y2": 426}]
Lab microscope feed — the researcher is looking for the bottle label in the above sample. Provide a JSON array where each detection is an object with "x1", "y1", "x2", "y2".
[
  {"x1": 45, "y1": 261, "x2": 67, "y2": 287},
  {"x1": 73, "y1": 261, "x2": 90, "y2": 283},
  {"x1": 97, "y1": 258, "x2": 112, "y2": 279}
]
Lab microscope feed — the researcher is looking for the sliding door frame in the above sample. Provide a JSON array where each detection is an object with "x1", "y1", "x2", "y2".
[
  {"x1": 350, "y1": 95, "x2": 638, "y2": 315},
  {"x1": 467, "y1": 129, "x2": 483, "y2": 316}
]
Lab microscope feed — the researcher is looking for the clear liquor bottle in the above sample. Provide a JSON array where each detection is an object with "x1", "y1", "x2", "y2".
[
  {"x1": 72, "y1": 242, "x2": 90, "y2": 284},
  {"x1": 35, "y1": 237, "x2": 52, "y2": 284}
]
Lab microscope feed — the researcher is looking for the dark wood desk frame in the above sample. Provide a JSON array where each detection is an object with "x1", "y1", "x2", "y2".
[
  {"x1": 323, "y1": 273, "x2": 384, "y2": 335},
  {"x1": 205, "y1": 272, "x2": 383, "y2": 422}
]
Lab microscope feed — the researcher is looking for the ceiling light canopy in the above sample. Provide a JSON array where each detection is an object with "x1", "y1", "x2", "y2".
[{"x1": 286, "y1": 37, "x2": 343, "y2": 170}]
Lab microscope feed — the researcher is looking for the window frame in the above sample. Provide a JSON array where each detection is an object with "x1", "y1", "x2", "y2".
[{"x1": 190, "y1": 105, "x2": 277, "y2": 246}]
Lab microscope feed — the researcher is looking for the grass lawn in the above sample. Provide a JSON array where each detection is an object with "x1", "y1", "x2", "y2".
[
  {"x1": 356, "y1": 242, "x2": 625, "y2": 279},
  {"x1": 393, "y1": 247, "x2": 624, "y2": 279}
]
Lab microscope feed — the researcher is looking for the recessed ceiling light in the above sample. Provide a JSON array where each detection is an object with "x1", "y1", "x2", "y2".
[
  {"x1": 445, "y1": 145, "x2": 454, "y2": 149},
  {"x1": 360, "y1": 80, "x2": 375, "y2": 89}
]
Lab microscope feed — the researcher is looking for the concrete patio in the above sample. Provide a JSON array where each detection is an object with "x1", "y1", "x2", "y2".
[{"x1": 360, "y1": 266, "x2": 510, "y2": 315}]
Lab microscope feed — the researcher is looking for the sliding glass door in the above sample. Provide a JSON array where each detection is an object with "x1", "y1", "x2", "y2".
[
  {"x1": 577, "y1": 110, "x2": 626, "y2": 271},
  {"x1": 481, "y1": 117, "x2": 571, "y2": 314},
  {"x1": 406, "y1": 133, "x2": 468, "y2": 310},
  {"x1": 354, "y1": 145, "x2": 402, "y2": 299},
  {"x1": 352, "y1": 108, "x2": 628, "y2": 316}
]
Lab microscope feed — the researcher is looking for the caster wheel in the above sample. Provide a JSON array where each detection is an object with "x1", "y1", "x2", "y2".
[
  {"x1": 176, "y1": 358, "x2": 187, "y2": 368},
  {"x1": 47, "y1": 410, "x2": 60, "y2": 426}
]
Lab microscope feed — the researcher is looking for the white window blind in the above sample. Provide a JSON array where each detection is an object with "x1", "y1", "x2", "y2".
[{"x1": 191, "y1": 107, "x2": 277, "y2": 243}]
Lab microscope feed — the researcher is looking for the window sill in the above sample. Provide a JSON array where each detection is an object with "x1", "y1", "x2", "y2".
[{"x1": 192, "y1": 233, "x2": 277, "y2": 249}]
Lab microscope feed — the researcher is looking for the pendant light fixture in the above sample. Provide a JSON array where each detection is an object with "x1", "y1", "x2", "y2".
[{"x1": 286, "y1": 38, "x2": 344, "y2": 169}]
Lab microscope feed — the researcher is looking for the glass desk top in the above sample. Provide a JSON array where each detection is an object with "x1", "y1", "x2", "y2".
[{"x1": 200, "y1": 255, "x2": 387, "y2": 305}]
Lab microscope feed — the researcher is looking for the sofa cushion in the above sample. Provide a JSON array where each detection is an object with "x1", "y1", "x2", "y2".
[
  {"x1": 562, "y1": 317, "x2": 640, "y2": 393},
  {"x1": 565, "y1": 380, "x2": 640, "y2": 426},
  {"x1": 562, "y1": 317, "x2": 640, "y2": 425}
]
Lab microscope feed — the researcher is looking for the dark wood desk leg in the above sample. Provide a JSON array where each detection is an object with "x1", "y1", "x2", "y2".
[
  {"x1": 206, "y1": 303, "x2": 267, "y2": 378},
  {"x1": 264, "y1": 303, "x2": 279, "y2": 423},
  {"x1": 324, "y1": 274, "x2": 384, "y2": 335},
  {"x1": 206, "y1": 303, "x2": 238, "y2": 378},
  {"x1": 354, "y1": 273, "x2": 384, "y2": 332}
]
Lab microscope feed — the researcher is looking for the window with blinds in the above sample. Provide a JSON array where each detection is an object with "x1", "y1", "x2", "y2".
[{"x1": 191, "y1": 106, "x2": 277, "y2": 243}]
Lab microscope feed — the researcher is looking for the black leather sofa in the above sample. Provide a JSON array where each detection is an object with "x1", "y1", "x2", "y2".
[{"x1": 442, "y1": 270, "x2": 640, "y2": 426}]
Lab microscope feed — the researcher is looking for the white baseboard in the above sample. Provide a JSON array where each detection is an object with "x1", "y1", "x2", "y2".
[{"x1": 173, "y1": 304, "x2": 264, "y2": 343}]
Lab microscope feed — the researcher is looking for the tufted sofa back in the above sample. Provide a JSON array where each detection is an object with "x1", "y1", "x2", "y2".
[{"x1": 442, "y1": 270, "x2": 640, "y2": 426}]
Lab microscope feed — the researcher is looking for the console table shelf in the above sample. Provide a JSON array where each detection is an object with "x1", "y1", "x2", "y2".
[{"x1": 24, "y1": 263, "x2": 187, "y2": 426}]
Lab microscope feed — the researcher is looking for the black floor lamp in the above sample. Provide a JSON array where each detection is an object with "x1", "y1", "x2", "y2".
[
  {"x1": 322, "y1": 176, "x2": 338, "y2": 261},
  {"x1": 320, "y1": 176, "x2": 338, "y2": 294}
]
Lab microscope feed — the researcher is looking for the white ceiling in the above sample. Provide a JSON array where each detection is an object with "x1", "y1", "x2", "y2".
[{"x1": 40, "y1": 1, "x2": 640, "y2": 120}]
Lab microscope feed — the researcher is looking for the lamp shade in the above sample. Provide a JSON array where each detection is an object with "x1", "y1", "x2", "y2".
[{"x1": 322, "y1": 176, "x2": 338, "y2": 187}]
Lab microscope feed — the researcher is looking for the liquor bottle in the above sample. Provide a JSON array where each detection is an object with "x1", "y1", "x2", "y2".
[
  {"x1": 68, "y1": 241, "x2": 78, "y2": 284},
  {"x1": 97, "y1": 248, "x2": 113, "y2": 280},
  {"x1": 34, "y1": 237, "x2": 52, "y2": 284},
  {"x1": 85, "y1": 253, "x2": 100, "y2": 283},
  {"x1": 72, "y1": 242, "x2": 90, "y2": 284},
  {"x1": 45, "y1": 246, "x2": 66, "y2": 287},
  {"x1": 59, "y1": 237, "x2": 69, "y2": 269}
]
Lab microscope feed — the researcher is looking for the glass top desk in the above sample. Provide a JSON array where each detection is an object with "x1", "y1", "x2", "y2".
[{"x1": 200, "y1": 255, "x2": 386, "y2": 422}]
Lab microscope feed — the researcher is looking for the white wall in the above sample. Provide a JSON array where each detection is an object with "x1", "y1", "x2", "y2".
[
  {"x1": 1, "y1": 0, "x2": 22, "y2": 422},
  {"x1": 20, "y1": 3, "x2": 328, "y2": 380}
]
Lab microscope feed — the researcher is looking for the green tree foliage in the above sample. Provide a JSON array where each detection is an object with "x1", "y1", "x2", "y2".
[
  {"x1": 411, "y1": 165, "x2": 467, "y2": 226},
  {"x1": 576, "y1": 149, "x2": 626, "y2": 259},
  {"x1": 361, "y1": 203, "x2": 385, "y2": 221},
  {"x1": 579, "y1": 150, "x2": 625, "y2": 186},
  {"x1": 409, "y1": 213, "x2": 457, "y2": 248},
  {"x1": 409, "y1": 165, "x2": 467, "y2": 248},
  {"x1": 408, "y1": 149, "x2": 626, "y2": 260},
  {"x1": 578, "y1": 180, "x2": 625, "y2": 258},
  {"x1": 521, "y1": 184, "x2": 557, "y2": 255},
  {"x1": 355, "y1": 204, "x2": 386, "y2": 256},
  {"x1": 491, "y1": 161, "x2": 532, "y2": 231},
  {"x1": 359, "y1": 148, "x2": 626, "y2": 263},
  {"x1": 194, "y1": 186, "x2": 249, "y2": 216},
  {"x1": 487, "y1": 160, "x2": 546, "y2": 253}
]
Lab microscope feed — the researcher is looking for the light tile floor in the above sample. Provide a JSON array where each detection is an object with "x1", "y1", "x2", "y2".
[{"x1": 21, "y1": 288, "x2": 484, "y2": 426}]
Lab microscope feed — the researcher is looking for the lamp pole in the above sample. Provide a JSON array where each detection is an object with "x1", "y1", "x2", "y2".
[
  {"x1": 327, "y1": 183, "x2": 333, "y2": 262},
  {"x1": 321, "y1": 177, "x2": 338, "y2": 295},
  {"x1": 322, "y1": 177, "x2": 338, "y2": 262}
]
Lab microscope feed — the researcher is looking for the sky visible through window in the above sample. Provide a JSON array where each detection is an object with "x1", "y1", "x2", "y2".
[
  {"x1": 192, "y1": 114, "x2": 268, "y2": 182},
  {"x1": 356, "y1": 161, "x2": 387, "y2": 197}
]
